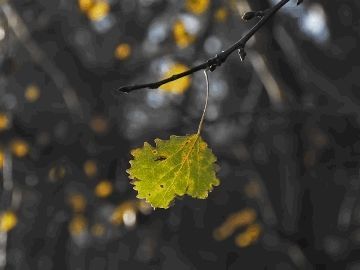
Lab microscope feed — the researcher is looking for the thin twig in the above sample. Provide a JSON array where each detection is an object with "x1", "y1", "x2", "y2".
[
  {"x1": 117, "y1": 0, "x2": 297, "y2": 93},
  {"x1": 197, "y1": 70, "x2": 209, "y2": 135}
]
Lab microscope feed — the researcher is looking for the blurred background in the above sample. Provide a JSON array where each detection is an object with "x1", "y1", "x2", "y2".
[{"x1": 0, "y1": 0, "x2": 360, "y2": 269}]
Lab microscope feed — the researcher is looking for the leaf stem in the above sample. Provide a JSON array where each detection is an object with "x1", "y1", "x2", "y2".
[{"x1": 197, "y1": 70, "x2": 209, "y2": 135}]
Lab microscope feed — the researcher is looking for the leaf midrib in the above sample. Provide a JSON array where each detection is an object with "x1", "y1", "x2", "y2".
[{"x1": 160, "y1": 134, "x2": 200, "y2": 206}]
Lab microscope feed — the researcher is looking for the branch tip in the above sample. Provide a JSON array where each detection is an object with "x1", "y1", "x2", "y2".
[
  {"x1": 118, "y1": 86, "x2": 132, "y2": 93},
  {"x1": 116, "y1": 0, "x2": 293, "y2": 93}
]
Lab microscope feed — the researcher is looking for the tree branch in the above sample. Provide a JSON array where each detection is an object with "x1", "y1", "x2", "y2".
[{"x1": 117, "y1": 0, "x2": 299, "y2": 93}]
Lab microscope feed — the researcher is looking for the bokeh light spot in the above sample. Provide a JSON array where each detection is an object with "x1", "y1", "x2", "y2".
[
  {"x1": 0, "y1": 149, "x2": 4, "y2": 169},
  {"x1": 10, "y1": 139, "x2": 29, "y2": 158},
  {"x1": 159, "y1": 63, "x2": 191, "y2": 94},
  {"x1": 25, "y1": 84, "x2": 40, "y2": 103},
  {"x1": 78, "y1": 0, "x2": 94, "y2": 13},
  {"x1": 214, "y1": 7, "x2": 228, "y2": 22},
  {"x1": 87, "y1": 1, "x2": 110, "y2": 21},
  {"x1": 68, "y1": 194, "x2": 87, "y2": 212},
  {"x1": 0, "y1": 113, "x2": 10, "y2": 132},
  {"x1": 185, "y1": 0, "x2": 210, "y2": 15},
  {"x1": 114, "y1": 43, "x2": 131, "y2": 60},
  {"x1": 89, "y1": 115, "x2": 109, "y2": 134},
  {"x1": 83, "y1": 160, "x2": 98, "y2": 178},
  {"x1": 69, "y1": 215, "x2": 87, "y2": 236},
  {"x1": 94, "y1": 180, "x2": 113, "y2": 198},
  {"x1": 173, "y1": 20, "x2": 195, "y2": 49},
  {"x1": 0, "y1": 211, "x2": 18, "y2": 232},
  {"x1": 234, "y1": 223, "x2": 262, "y2": 248}
]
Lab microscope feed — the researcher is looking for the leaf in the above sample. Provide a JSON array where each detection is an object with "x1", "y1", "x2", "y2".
[{"x1": 127, "y1": 134, "x2": 220, "y2": 209}]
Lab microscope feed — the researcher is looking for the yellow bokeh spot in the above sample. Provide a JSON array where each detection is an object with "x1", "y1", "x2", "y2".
[
  {"x1": 69, "y1": 215, "x2": 87, "y2": 236},
  {"x1": 185, "y1": 0, "x2": 210, "y2": 14},
  {"x1": 25, "y1": 84, "x2": 40, "y2": 102},
  {"x1": 89, "y1": 115, "x2": 109, "y2": 134},
  {"x1": 215, "y1": 7, "x2": 228, "y2": 22},
  {"x1": 213, "y1": 208, "x2": 257, "y2": 241},
  {"x1": 95, "y1": 180, "x2": 113, "y2": 198},
  {"x1": 0, "y1": 211, "x2": 18, "y2": 232},
  {"x1": 114, "y1": 43, "x2": 131, "y2": 60},
  {"x1": 0, "y1": 113, "x2": 10, "y2": 132},
  {"x1": 10, "y1": 139, "x2": 29, "y2": 158},
  {"x1": 159, "y1": 63, "x2": 191, "y2": 94},
  {"x1": 110, "y1": 201, "x2": 135, "y2": 225},
  {"x1": 78, "y1": 0, "x2": 94, "y2": 12},
  {"x1": 83, "y1": 160, "x2": 97, "y2": 177},
  {"x1": 173, "y1": 20, "x2": 195, "y2": 49},
  {"x1": 0, "y1": 149, "x2": 4, "y2": 169},
  {"x1": 68, "y1": 194, "x2": 87, "y2": 212},
  {"x1": 91, "y1": 223, "x2": 105, "y2": 237},
  {"x1": 87, "y1": 1, "x2": 110, "y2": 21},
  {"x1": 235, "y1": 223, "x2": 262, "y2": 248}
]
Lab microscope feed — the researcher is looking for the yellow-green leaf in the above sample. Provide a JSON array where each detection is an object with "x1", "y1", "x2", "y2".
[{"x1": 127, "y1": 134, "x2": 220, "y2": 209}]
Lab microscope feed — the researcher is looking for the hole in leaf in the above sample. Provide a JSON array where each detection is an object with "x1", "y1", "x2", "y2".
[
  {"x1": 154, "y1": 155, "x2": 167, "y2": 161},
  {"x1": 160, "y1": 184, "x2": 164, "y2": 188}
]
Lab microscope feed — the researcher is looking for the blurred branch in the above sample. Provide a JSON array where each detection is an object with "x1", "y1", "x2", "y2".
[
  {"x1": 248, "y1": 50, "x2": 285, "y2": 108},
  {"x1": 0, "y1": 1, "x2": 84, "y2": 119},
  {"x1": 117, "y1": 0, "x2": 300, "y2": 93},
  {"x1": 274, "y1": 25, "x2": 360, "y2": 121}
]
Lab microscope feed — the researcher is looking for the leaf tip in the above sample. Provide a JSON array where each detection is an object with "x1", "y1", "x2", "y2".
[
  {"x1": 130, "y1": 148, "x2": 140, "y2": 157},
  {"x1": 143, "y1": 142, "x2": 152, "y2": 148}
]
